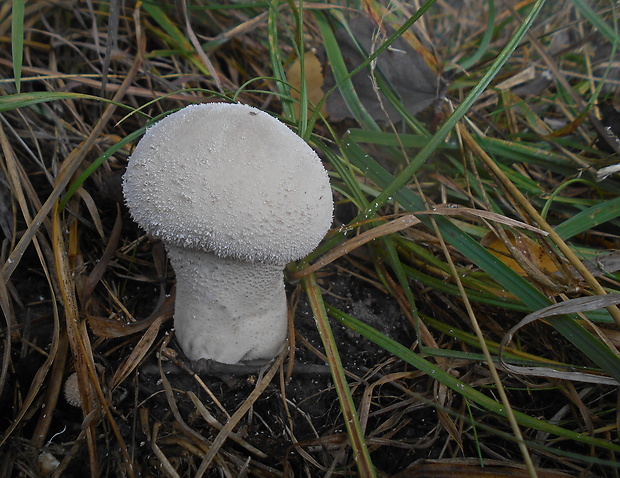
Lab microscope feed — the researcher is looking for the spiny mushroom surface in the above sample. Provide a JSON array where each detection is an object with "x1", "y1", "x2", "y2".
[
  {"x1": 123, "y1": 103, "x2": 333, "y2": 364},
  {"x1": 63, "y1": 372, "x2": 81, "y2": 407}
]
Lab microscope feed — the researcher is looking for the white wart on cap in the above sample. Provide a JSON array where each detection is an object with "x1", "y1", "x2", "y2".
[{"x1": 123, "y1": 103, "x2": 333, "y2": 364}]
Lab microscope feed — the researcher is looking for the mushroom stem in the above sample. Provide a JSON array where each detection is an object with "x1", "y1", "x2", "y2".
[{"x1": 166, "y1": 245, "x2": 288, "y2": 364}]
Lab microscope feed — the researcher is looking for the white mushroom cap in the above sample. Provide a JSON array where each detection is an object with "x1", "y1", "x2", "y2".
[{"x1": 123, "y1": 102, "x2": 333, "y2": 264}]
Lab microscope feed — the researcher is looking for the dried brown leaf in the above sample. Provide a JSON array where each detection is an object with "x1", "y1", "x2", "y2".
[{"x1": 110, "y1": 315, "x2": 164, "y2": 390}]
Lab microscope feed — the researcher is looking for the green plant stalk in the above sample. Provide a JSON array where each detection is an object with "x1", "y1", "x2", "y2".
[
  {"x1": 58, "y1": 127, "x2": 146, "y2": 211},
  {"x1": 0, "y1": 91, "x2": 108, "y2": 113},
  {"x1": 540, "y1": 178, "x2": 598, "y2": 220},
  {"x1": 284, "y1": 0, "x2": 310, "y2": 134},
  {"x1": 314, "y1": 12, "x2": 378, "y2": 132},
  {"x1": 423, "y1": 314, "x2": 602, "y2": 368},
  {"x1": 141, "y1": 2, "x2": 214, "y2": 79},
  {"x1": 302, "y1": 273, "x2": 376, "y2": 478},
  {"x1": 11, "y1": 0, "x2": 25, "y2": 94},
  {"x1": 344, "y1": 128, "x2": 584, "y2": 174},
  {"x1": 466, "y1": 400, "x2": 484, "y2": 467},
  {"x1": 268, "y1": 1, "x2": 296, "y2": 120},
  {"x1": 457, "y1": 0, "x2": 496, "y2": 70},
  {"x1": 554, "y1": 195, "x2": 620, "y2": 239},
  {"x1": 432, "y1": 218, "x2": 537, "y2": 477}
]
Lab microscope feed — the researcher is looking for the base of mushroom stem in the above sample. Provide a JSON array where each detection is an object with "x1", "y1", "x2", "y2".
[
  {"x1": 187, "y1": 354, "x2": 285, "y2": 376},
  {"x1": 166, "y1": 245, "x2": 289, "y2": 364}
]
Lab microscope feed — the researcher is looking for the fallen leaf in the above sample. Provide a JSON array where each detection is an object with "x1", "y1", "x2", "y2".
[
  {"x1": 481, "y1": 230, "x2": 559, "y2": 277},
  {"x1": 286, "y1": 50, "x2": 327, "y2": 119},
  {"x1": 323, "y1": 14, "x2": 445, "y2": 122}
]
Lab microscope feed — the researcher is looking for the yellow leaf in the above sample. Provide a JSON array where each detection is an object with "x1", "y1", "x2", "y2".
[
  {"x1": 481, "y1": 230, "x2": 559, "y2": 276},
  {"x1": 286, "y1": 51, "x2": 326, "y2": 119}
]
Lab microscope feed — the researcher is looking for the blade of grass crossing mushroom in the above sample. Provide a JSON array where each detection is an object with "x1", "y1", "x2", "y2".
[
  {"x1": 327, "y1": 304, "x2": 620, "y2": 455},
  {"x1": 302, "y1": 273, "x2": 376, "y2": 478},
  {"x1": 59, "y1": 93, "x2": 186, "y2": 211},
  {"x1": 11, "y1": 0, "x2": 25, "y2": 93},
  {"x1": 59, "y1": 125, "x2": 147, "y2": 211}
]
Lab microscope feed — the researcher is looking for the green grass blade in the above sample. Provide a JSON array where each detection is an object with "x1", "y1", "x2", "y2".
[
  {"x1": 311, "y1": 0, "x2": 438, "y2": 136},
  {"x1": 58, "y1": 126, "x2": 147, "y2": 211},
  {"x1": 457, "y1": 0, "x2": 496, "y2": 70},
  {"x1": 267, "y1": 1, "x2": 295, "y2": 120},
  {"x1": 141, "y1": 2, "x2": 214, "y2": 78},
  {"x1": 345, "y1": 128, "x2": 580, "y2": 175},
  {"x1": 314, "y1": 12, "x2": 378, "y2": 131},
  {"x1": 303, "y1": 275, "x2": 376, "y2": 477},
  {"x1": 141, "y1": 2, "x2": 190, "y2": 52},
  {"x1": 0, "y1": 91, "x2": 112, "y2": 112},
  {"x1": 554, "y1": 196, "x2": 620, "y2": 240},
  {"x1": 11, "y1": 0, "x2": 25, "y2": 94}
]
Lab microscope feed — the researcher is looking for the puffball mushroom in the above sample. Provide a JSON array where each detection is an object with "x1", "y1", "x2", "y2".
[
  {"x1": 123, "y1": 103, "x2": 333, "y2": 364},
  {"x1": 64, "y1": 372, "x2": 81, "y2": 407}
]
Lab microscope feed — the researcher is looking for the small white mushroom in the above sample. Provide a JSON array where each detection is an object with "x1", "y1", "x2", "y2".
[
  {"x1": 63, "y1": 372, "x2": 81, "y2": 407},
  {"x1": 123, "y1": 103, "x2": 333, "y2": 364},
  {"x1": 37, "y1": 452, "x2": 60, "y2": 476}
]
